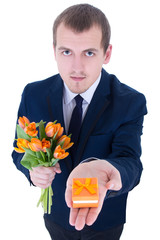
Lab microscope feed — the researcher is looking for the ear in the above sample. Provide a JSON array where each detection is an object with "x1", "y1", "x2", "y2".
[
  {"x1": 103, "y1": 44, "x2": 112, "y2": 64},
  {"x1": 53, "y1": 44, "x2": 56, "y2": 59}
]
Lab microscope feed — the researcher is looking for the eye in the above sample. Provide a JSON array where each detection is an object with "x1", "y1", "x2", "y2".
[
  {"x1": 63, "y1": 50, "x2": 71, "y2": 56},
  {"x1": 85, "y1": 51, "x2": 94, "y2": 57}
]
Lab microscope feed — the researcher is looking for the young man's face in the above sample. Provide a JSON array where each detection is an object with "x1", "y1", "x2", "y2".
[{"x1": 54, "y1": 23, "x2": 112, "y2": 94}]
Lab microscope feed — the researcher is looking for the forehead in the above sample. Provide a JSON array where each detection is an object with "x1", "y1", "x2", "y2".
[{"x1": 56, "y1": 23, "x2": 102, "y2": 50}]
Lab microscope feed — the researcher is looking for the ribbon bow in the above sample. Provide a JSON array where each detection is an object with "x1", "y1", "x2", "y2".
[{"x1": 73, "y1": 178, "x2": 97, "y2": 195}]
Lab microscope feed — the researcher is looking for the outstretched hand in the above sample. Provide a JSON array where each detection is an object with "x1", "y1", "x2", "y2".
[{"x1": 65, "y1": 160, "x2": 122, "y2": 230}]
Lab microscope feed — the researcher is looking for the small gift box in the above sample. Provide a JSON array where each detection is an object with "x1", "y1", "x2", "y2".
[{"x1": 72, "y1": 178, "x2": 99, "y2": 208}]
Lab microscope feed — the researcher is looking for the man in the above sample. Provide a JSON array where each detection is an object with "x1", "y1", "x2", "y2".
[{"x1": 12, "y1": 4, "x2": 147, "y2": 240}]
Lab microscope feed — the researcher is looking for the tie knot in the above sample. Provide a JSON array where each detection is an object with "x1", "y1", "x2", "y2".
[{"x1": 75, "y1": 95, "x2": 83, "y2": 107}]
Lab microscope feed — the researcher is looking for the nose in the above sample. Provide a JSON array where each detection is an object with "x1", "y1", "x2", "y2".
[{"x1": 72, "y1": 55, "x2": 84, "y2": 72}]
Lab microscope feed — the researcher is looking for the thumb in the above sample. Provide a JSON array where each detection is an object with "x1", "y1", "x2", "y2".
[
  {"x1": 106, "y1": 179, "x2": 122, "y2": 191},
  {"x1": 65, "y1": 179, "x2": 72, "y2": 208},
  {"x1": 106, "y1": 181, "x2": 115, "y2": 190},
  {"x1": 53, "y1": 162, "x2": 62, "y2": 174},
  {"x1": 106, "y1": 167, "x2": 122, "y2": 191}
]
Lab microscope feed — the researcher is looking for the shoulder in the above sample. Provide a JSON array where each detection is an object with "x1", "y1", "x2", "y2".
[
  {"x1": 102, "y1": 69, "x2": 146, "y2": 103},
  {"x1": 22, "y1": 73, "x2": 61, "y2": 97},
  {"x1": 101, "y1": 69, "x2": 147, "y2": 120}
]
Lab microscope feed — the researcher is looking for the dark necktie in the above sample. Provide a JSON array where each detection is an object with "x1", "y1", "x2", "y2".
[{"x1": 68, "y1": 95, "x2": 83, "y2": 159}]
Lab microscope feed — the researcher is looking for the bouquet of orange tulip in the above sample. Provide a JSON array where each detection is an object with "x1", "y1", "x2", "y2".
[{"x1": 14, "y1": 116, "x2": 73, "y2": 214}]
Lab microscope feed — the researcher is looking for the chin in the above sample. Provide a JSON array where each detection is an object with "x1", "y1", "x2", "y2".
[
  {"x1": 71, "y1": 88, "x2": 84, "y2": 94},
  {"x1": 69, "y1": 84, "x2": 85, "y2": 94}
]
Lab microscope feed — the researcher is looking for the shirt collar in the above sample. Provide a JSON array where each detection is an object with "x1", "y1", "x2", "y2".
[
  {"x1": 63, "y1": 84, "x2": 77, "y2": 105},
  {"x1": 63, "y1": 73, "x2": 101, "y2": 105}
]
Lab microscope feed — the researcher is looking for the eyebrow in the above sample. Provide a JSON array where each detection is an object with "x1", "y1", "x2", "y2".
[
  {"x1": 57, "y1": 46, "x2": 98, "y2": 53},
  {"x1": 83, "y1": 48, "x2": 99, "y2": 53},
  {"x1": 58, "y1": 46, "x2": 72, "y2": 51}
]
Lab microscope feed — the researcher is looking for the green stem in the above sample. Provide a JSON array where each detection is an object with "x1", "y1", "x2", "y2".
[
  {"x1": 48, "y1": 185, "x2": 53, "y2": 214},
  {"x1": 37, "y1": 186, "x2": 53, "y2": 214},
  {"x1": 37, "y1": 188, "x2": 45, "y2": 207},
  {"x1": 43, "y1": 188, "x2": 48, "y2": 213}
]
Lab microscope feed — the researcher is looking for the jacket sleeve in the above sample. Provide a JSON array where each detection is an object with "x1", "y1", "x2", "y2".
[
  {"x1": 11, "y1": 84, "x2": 32, "y2": 183},
  {"x1": 106, "y1": 116, "x2": 144, "y2": 197},
  {"x1": 106, "y1": 93, "x2": 147, "y2": 197}
]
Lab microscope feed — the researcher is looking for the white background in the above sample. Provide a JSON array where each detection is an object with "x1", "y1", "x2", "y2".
[{"x1": 0, "y1": 0, "x2": 160, "y2": 239}]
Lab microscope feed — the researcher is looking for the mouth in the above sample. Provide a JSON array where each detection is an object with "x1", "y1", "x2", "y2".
[{"x1": 70, "y1": 76, "x2": 86, "y2": 82}]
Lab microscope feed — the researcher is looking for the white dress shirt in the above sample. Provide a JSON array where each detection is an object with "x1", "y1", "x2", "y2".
[{"x1": 63, "y1": 73, "x2": 101, "y2": 134}]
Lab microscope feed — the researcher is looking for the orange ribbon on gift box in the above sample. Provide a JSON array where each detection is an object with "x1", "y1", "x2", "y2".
[{"x1": 73, "y1": 178, "x2": 98, "y2": 195}]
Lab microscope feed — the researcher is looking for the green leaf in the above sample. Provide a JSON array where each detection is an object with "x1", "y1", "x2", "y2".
[
  {"x1": 51, "y1": 139, "x2": 57, "y2": 152},
  {"x1": 52, "y1": 131, "x2": 58, "y2": 141},
  {"x1": 20, "y1": 152, "x2": 39, "y2": 170},
  {"x1": 38, "y1": 161, "x2": 50, "y2": 167},
  {"x1": 39, "y1": 120, "x2": 47, "y2": 140},
  {"x1": 36, "y1": 151, "x2": 42, "y2": 160},
  {"x1": 22, "y1": 147, "x2": 37, "y2": 157},
  {"x1": 58, "y1": 140, "x2": 65, "y2": 148},
  {"x1": 21, "y1": 159, "x2": 32, "y2": 170},
  {"x1": 51, "y1": 158, "x2": 59, "y2": 166},
  {"x1": 53, "y1": 120, "x2": 57, "y2": 124},
  {"x1": 36, "y1": 151, "x2": 46, "y2": 162},
  {"x1": 36, "y1": 121, "x2": 46, "y2": 128},
  {"x1": 46, "y1": 148, "x2": 52, "y2": 161},
  {"x1": 17, "y1": 124, "x2": 31, "y2": 141}
]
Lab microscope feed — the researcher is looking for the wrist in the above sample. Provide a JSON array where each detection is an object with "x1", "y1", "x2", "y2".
[{"x1": 80, "y1": 157, "x2": 99, "y2": 164}]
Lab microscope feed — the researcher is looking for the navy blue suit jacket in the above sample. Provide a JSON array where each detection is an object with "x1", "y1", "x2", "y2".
[{"x1": 12, "y1": 69, "x2": 147, "y2": 231}]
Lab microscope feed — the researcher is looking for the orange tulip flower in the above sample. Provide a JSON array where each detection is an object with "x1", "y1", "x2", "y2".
[
  {"x1": 18, "y1": 116, "x2": 30, "y2": 129},
  {"x1": 24, "y1": 122, "x2": 38, "y2": 137},
  {"x1": 54, "y1": 145, "x2": 69, "y2": 159},
  {"x1": 57, "y1": 135, "x2": 74, "y2": 150},
  {"x1": 28, "y1": 138, "x2": 43, "y2": 152},
  {"x1": 14, "y1": 138, "x2": 30, "y2": 153},
  {"x1": 45, "y1": 122, "x2": 64, "y2": 139},
  {"x1": 42, "y1": 138, "x2": 51, "y2": 152}
]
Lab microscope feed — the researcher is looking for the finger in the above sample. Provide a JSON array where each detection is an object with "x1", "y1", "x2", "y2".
[
  {"x1": 69, "y1": 207, "x2": 79, "y2": 226},
  {"x1": 74, "y1": 208, "x2": 90, "y2": 231},
  {"x1": 30, "y1": 175, "x2": 54, "y2": 188},
  {"x1": 30, "y1": 170, "x2": 53, "y2": 180},
  {"x1": 29, "y1": 169, "x2": 56, "y2": 188},
  {"x1": 34, "y1": 166, "x2": 60, "y2": 174},
  {"x1": 32, "y1": 166, "x2": 53, "y2": 174},
  {"x1": 32, "y1": 166, "x2": 60, "y2": 181},
  {"x1": 86, "y1": 208, "x2": 99, "y2": 226},
  {"x1": 34, "y1": 181, "x2": 51, "y2": 189},
  {"x1": 53, "y1": 162, "x2": 62, "y2": 174},
  {"x1": 32, "y1": 170, "x2": 56, "y2": 183},
  {"x1": 86, "y1": 186, "x2": 107, "y2": 226},
  {"x1": 30, "y1": 176, "x2": 50, "y2": 189}
]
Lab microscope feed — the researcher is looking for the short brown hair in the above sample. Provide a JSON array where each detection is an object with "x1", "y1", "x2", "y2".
[{"x1": 53, "y1": 4, "x2": 111, "y2": 53}]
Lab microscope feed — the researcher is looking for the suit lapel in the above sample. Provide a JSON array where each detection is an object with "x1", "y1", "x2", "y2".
[
  {"x1": 47, "y1": 75, "x2": 65, "y2": 131},
  {"x1": 73, "y1": 69, "x2": 111, "y2": 167}
]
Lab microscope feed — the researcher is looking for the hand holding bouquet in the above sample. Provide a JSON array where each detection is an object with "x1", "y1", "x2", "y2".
[{"x1": 14, "y1": 116, "x2": 73, "y2": 214}]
